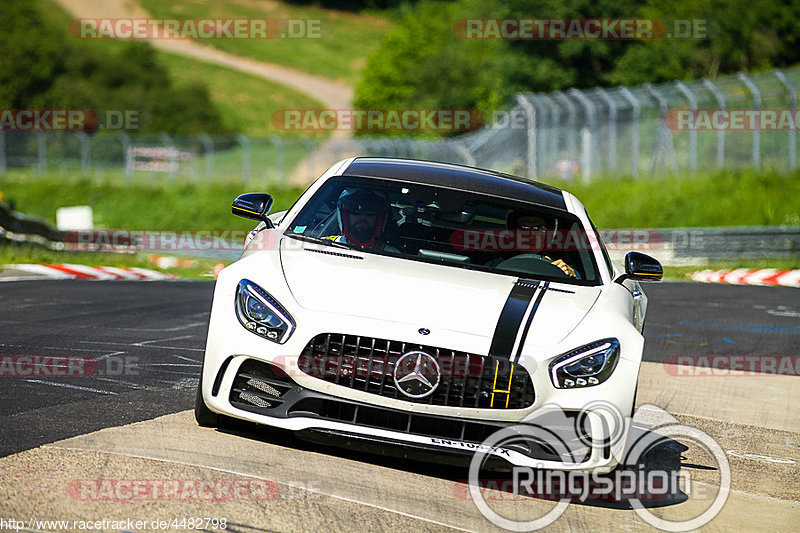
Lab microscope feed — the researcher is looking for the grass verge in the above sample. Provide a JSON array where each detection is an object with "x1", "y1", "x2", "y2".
[
  {"x1": 0, "y1": 172, "x2": 306, "y2": 231},
  {"x1": 155, "y1": 51, "x2": 323, "y2": 137},
  {"x1": 547, "y1": 167, "x2": 800, "y2": 229},
  {"x1": 4, "y1": 168, "x2": 797, "y2": 230},
  {"x1": 0, "y1": 243, "x2": 219, "y2": 280},
  {"x1": 39, "y1": 0, "x2": 324, "y2": 137},
  {"x1": 554, "y1": 169, "x2": 800, "y2": 229},
  {"x1": 2, "y1": 169, "x2": 798, "y2": 279},
  {"x1": 139, "y1": 0, "x2": 392, "y2": 85}
]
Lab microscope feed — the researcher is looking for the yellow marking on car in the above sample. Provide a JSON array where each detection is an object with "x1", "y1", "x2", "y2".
[
  {"x1": 234, "y1": 206, "x2": 261, "y2": 216},
  {"x1": 490, "y1": 360, "x2": 515, "y2": 408}
]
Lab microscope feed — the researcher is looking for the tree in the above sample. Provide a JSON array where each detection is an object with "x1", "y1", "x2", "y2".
[{"x1": 354, "y1": 0, "x2": 800, "y2": 137}]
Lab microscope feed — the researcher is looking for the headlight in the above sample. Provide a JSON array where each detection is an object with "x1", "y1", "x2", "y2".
[
  {"x1": 549, "y1": 339, "x2": 620, "y2": 388},
  {"x1": 235, "y1": 279, "x2": 295, "y2": 343}
]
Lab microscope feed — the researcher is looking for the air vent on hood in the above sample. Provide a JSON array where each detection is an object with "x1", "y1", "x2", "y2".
[{"x1": 305, "y1": 248, "x2": 364, "y2": 260}]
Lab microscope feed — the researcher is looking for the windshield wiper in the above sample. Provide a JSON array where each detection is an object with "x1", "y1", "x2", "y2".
[{"x1": 285, "y1": 233, "x2": 353, "y2": 250}]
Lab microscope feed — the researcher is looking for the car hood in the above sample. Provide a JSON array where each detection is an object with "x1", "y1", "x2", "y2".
[{"x1": 279, "y1": 239, "x2": 601, "y2": 344}]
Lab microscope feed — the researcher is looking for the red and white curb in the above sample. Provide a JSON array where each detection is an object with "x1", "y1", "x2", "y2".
[
  {"x1": 1, "y1": 264, "x2": 176, "y2": 281},
  {"x1": 689, "y1": 269, "x2": 800, "y2": 287}
]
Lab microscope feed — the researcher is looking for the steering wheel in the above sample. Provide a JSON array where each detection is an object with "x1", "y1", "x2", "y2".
[{"x1": 495, "y1": 254, "x2": 568, "y2": 278}]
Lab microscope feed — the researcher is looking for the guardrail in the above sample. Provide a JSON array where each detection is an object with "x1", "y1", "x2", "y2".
[
  {"x1": 0, "y1": 203, "x2": 64, "y2": 247},
  {"x1": 605, "y1": 226, "x2": 800, "y2": 266},
  {"x1": 3, "y1": 204, "x2": 798, "y2": 267}
]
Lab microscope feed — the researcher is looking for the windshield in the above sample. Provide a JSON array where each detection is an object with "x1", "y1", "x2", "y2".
[{"x1": 285, "y1": 176, "x2": 602, "y2": 285}]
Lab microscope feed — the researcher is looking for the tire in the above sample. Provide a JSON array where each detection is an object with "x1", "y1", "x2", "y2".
[{"x1": 194, "y1": 373, "x2": 221, "y2": 427}]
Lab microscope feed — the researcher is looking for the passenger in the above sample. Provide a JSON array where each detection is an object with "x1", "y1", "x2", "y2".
[{"x1": 490, "y1": 211, "x2": 580, "y2": 278}]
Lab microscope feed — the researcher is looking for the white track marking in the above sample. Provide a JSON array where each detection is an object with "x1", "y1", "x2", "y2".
[
  {"x1": 23, "y1": 379, "x2": 117, "y2": 395},
  {"x1": 114, "y1": 321, "x2": 206, "y2": 332},
  {"x1": 79, "y1": 340, "x2": 204, "y2": 352},
  {"x1": 94, "y1": 376, "x2": 146, "y2": 389},
  {"x1": 169, "y1": 353, "x2": 202, "y2": 363},
  {"x1": 727, "y1": 450, "x2": 796, "y2": 464},
  {"x1": 95, "y1": 350, "x2": 127, "y2": 361},
  {"x1": 133, "y1": 335, "x2": 195, "y2": 346},
  {"x1": 41, "y1": 346, "x2": 120, "y2": 353}
]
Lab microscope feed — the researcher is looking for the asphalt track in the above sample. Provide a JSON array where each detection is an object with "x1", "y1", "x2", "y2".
[{"x1": 0, "y1": 280, "x2": 798, "y2": 531}]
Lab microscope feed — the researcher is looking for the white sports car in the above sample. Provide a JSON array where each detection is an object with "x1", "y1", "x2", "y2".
[{"x1": 197, "y1": 157, "x2": 662, "y2": 472}]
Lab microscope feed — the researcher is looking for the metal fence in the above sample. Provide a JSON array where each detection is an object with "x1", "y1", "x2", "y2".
[
  {"x1": 0, "y1": 131, "x2": 324, "y2": 185},
  {"x1": 365, "y1": 66, "x2": 800, "y2": 181},
  {"x1": 2, "y1": 66, "x2": 799, "y2": 185}
]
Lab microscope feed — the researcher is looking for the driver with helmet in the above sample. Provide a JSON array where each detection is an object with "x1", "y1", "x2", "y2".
[{"x1": 326, "y1": 189, "x2": 399, "y2": 252}]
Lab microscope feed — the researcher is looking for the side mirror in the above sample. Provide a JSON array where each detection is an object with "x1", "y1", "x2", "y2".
[
  {"x1": 232, "y1": 193, "x2": 274, "y2": 228},
  {"x1": 616, "y1": 251, "x2": 663, "y2": 283}
]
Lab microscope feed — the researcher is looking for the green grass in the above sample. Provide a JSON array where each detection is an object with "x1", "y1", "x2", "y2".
[
  {"x1": 3, "y1": 168, "x2": 799, "y2": 231},
  {"x1": 0, "y1": 171, "x2": 306, "y2": 231},
  {"x1": 155, "y1": 51, "x2": 324, "y2": 137},
  {"x1": 2, "y1": 168, "x2": 798, "y2": 278},
  {"x1": 139, "y1": 0, "x2": 392, "y2": 84},
  {"x1": 546, "y1": 167, "x2": 800, "y2": 229},
  {"x1": 38, "y1": 0, "x2": 324, "y2": 137},
  {"x1": 0, "y1": 243, "x2": 220, "y2": 280}
]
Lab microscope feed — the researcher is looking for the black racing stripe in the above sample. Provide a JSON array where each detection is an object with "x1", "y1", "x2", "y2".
[
  {"x1": 488, "y1": 280, "x2": 540, "y2": 359},
  {"x1": 512, "y1": 282, "x2": 549, "y2": 363}
]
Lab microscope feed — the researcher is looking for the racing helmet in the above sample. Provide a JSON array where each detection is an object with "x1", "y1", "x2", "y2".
[{"x1": 336, "y1": 189, "x2": 389, "y2": 247}]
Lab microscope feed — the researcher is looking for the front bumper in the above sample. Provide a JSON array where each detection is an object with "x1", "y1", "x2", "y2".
[{"x1": 203, "y1": 354, "x2": 630, "y2": 473}]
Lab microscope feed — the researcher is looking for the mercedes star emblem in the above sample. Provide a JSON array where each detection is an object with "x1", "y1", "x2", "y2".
[{"x1": 393, "y1": 351, "x2": 441, "y2": 398}]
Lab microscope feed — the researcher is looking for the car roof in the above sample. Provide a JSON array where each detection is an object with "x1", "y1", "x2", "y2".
[{"x1": 341, "y1": 157, "x2": 568, "y2": 211}]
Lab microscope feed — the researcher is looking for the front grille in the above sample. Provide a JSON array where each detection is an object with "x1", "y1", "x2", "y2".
[{"x1": 298, "y1": 333, "x2": 535, "y2": 409}]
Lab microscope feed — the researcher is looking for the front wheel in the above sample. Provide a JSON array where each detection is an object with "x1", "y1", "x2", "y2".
[{"x1": 195, "y1": 375, "x2": 221, "y2": 427}]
